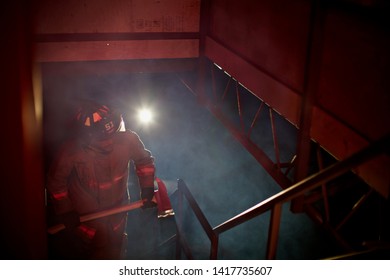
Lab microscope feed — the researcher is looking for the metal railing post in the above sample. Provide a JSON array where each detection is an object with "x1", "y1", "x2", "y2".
[
  {"x1": 266, "y1": 203, "x2": 283, "y2": 259},
  {"x1": 175, "y1": 183, "x2": 184, "y2": 259}
]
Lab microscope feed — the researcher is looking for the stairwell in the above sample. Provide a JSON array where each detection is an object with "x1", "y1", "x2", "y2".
[{"x1": 123, "y1": 74, "x2": 390, "y2": 259}]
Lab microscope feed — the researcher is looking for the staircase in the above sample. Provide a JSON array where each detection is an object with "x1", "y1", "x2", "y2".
[
  {"x1": 123, "y1": 78, "x2": 389, "y2": 259},
  {"x1": 124, "y1": 133, "x2": 389, "y2": 260}
]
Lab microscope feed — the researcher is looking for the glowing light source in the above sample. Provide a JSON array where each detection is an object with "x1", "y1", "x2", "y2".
[{"x1": 137, "y1": 108, "x2": 153, "y2": 124}]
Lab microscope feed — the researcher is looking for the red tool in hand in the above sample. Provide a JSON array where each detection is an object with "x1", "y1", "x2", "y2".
[
  {"x1": 48, "y1": 178, "x2": 174, "y2": 234},
  {"x1": 154, "y1": 177, "x2": 175, "y2": 218}
]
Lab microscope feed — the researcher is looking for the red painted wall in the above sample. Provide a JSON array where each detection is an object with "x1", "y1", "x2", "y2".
[
  {"x1": 1, "y1": 1, "x2": 46, "y2": 259},
  {"x1": 209, "y1": 0, "x2": 311, "y2": 93},
  {"x1": 205, "y1": 0, "x2": 390, "y2": 197},
  {"x1": 317, "y1": 8, "x2": 389, "y2": 140}
]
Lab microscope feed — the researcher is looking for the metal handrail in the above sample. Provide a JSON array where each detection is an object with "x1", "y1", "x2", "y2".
[
  {"x1": 175, "y1": 133, "x2": 389, "y2": 259},
  {"x1": 176, "y1": 179, "x2": 219, "y2": 259},
  {"x1": 214, "y1": 133, "x2": 389, "y2": 234}
]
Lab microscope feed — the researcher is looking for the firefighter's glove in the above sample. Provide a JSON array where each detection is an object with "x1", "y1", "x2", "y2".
[
  {"x1": 141, "y1": 187, "x2": 157, "y2": 209},
  {"x1": 59, "y1": 210, "x2": 80, "y2": 230}
]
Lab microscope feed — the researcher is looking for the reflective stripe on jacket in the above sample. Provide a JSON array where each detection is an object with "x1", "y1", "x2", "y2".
[{"x1": 47, "y1": 130, "x2": 155, "y2": 232}]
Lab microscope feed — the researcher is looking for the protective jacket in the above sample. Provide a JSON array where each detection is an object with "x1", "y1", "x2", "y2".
[{"x1": 47, "y1": 129, "x2": 155, "y2": 255}]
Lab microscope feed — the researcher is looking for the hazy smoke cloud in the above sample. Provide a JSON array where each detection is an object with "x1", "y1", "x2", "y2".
[{"x1": 42, "y1": 62, "x2": 333, "y2": 260}]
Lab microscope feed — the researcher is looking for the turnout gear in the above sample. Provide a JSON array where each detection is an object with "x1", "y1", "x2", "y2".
[
  {"x1": 137, "y1": 162, "x2": 158, "y2": 209},
  {"x1": 47, "y1": 101, "x2": 156, "y2": 259}
]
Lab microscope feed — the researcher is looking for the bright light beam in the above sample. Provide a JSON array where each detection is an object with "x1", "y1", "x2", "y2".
[{"x1": 137, "y1": 108, "x2": 153, "y2": 124}]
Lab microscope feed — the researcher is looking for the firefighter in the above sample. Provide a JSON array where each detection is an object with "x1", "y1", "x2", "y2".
[{"x1": 46, "y1": 100, "x2": 156, "y2": 259}]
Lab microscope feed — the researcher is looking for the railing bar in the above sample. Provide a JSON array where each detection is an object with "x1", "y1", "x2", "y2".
[
  {"x1": 210, "y1": 235, "x2": 219, "y2": 260},
  {"x1": 305, "y1": 204, "x2": 353, "y2": 251},
  {"x1": 316, "y1": 145, "x2": 330, "y2": 222},
  {"x1": 235, "y1": 81, "x2": 245, "y2": 133},
  {"x1": 211, "y1": 63, "x2": 217, "y2": 104},
  {"x1": 221, "y1": 76, "x2": 232, "y2": 102},
  {"x1": 248, "y1": 102, "x2": 264, "y2": 138},
  {"x1": 335, "y1": 189, "x2": 374, "y2": 231},
  {"x1": 269, "y1": 108, "x2": 281, "y2": 170},
  {"x1": 175, "y1": 232, "x2": 182, "y2": 259},
  {"x1": 175, "y1": 186, "x2": 184, "y2": 259},
  {"x1": 266, "y1": 203, "x2": 282, "y2": 260},
  {"x1": 175, "y1": 223, "x2": 194, "y2": 260},
  {"x1": 177, "y1": 74, "x2": 197, "y2": 97},
  {"x1": 177, "y1": 182, "x2": 184, "y2": 229},
  {"x1": 210, "y1": 105, "x2": 292, "y2": 189},
  {"x1": 284, "y1": 154, "x2": 296, "y2": 176},
  {"x1": 178, "y1": 179, "x2": 216, "y2": 242},
  {"x1": 213, "y1": 133, "x2": 389, "y2": 235}
]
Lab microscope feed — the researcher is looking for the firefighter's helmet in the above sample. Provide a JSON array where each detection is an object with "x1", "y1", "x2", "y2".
[{"x1": 75, "y1": 100, "x2": 122, "y2": 139}]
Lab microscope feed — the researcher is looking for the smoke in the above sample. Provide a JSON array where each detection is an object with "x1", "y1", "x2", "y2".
[{"x1": 42, "y1": 62, "x2": 332, "y2": 260}]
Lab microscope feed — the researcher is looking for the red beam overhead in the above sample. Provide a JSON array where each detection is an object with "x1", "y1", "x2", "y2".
[
  {"x1": 35, "y1": 39, "x2": 199, "y2": 62},
  {"x1": 40, "y1": 58, "x2": 198, "y2": 77},
  {"x1": 33, "y1": 0, "x2": 201, "y2": 62}
]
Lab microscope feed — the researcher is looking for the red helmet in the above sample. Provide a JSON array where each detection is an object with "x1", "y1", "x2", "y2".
[{"x1": 75, "y1": 100, "x2": 122, "y2": 139}]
